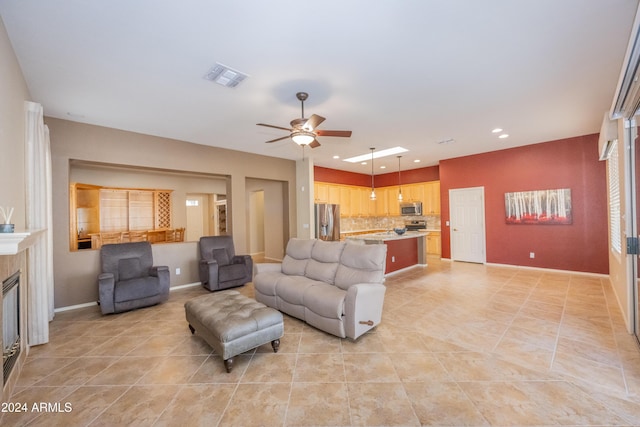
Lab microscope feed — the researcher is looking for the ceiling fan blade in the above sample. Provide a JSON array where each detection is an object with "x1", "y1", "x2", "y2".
[
  {"x1": 265, "y1": 135, "x2": 291, "y2": 143},
  {"x1": 257, "y1": 123, "x2": 293, "y2": 132},
  {"x1": 304, "y1": 114, "x2": 326, "y2": 131},
  {"x1": 315, "y1": 130, "x2": 352, "y2": 138},
  {"x1": 309, "y1": 139, "x2": 321, "y2": 149}
]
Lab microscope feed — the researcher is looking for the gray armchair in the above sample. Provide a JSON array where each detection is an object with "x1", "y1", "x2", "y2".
[
  {"x1": 98, "y1": 241, "x2": 170, "y2": 314},
  {"x1": 198, "y1": 235, "x2": 253, "y2": 291}
]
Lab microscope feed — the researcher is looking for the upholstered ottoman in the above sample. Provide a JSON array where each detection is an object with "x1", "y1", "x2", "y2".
[{"x1": 184, "y1": 290, "x2": 284, "y2": 372}]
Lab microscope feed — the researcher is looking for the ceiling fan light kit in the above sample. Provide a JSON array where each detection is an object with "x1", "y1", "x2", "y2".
[
  {"x1": 291, "y1": 130, "x2": 315, "y2": 146},
  {"x1": 257, "y1": 92, "x2": 352, "y2": 149}
]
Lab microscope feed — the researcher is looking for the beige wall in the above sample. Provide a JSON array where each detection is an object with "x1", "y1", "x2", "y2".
[
  {"x1": 0, "y1": 15, "x2": 32, "y2": 402},
  {"x1": 0, "y1": 16, "x2": 30, "y2": 228},
  {"x1": 47, "y1": 117, "x2": 297, "y2": 308}
]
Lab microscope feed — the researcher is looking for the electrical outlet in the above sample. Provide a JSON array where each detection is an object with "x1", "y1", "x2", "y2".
[
  {"x1": 175, "y1": 268, "x2": 181, "y2": 275},
  {"x1": 529, "y1": 252, "x2": 535, "y2": 259},
  {"x1": 391, "y1": 255, "x2": 395, "y2": 262}
]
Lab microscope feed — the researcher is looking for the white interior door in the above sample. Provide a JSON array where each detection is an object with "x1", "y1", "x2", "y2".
[{"x1": 449, "y1": 187, "x2": 486, "y2": 263}]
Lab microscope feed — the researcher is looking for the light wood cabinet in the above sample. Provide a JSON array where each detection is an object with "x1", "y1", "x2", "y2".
[
  {"x1": 314, "y1": 182, "x2": 329, "y2": 203},
  {"x1": 424, "y1": 181, "x2": 441, "y2": 214},
  {"x1": 328, "y1": 185, "x2": 341, "y2": 205},
  {"x1": 405, "y1": 183, "x2": 425, "y2": 203},
  {"x1": 339, "y1": 186, "x2": 351, "y2": 216},
  {"x1": 375, "y1": 187, "x2": 389, "y2": 215},
  {"x1": 387, "y1": 186, "x2": 401, "y2": 216},
  {"x1": 427, "y1": 231, "x2": 441, "y2": 255},
  {"x1": 313, "y1": 180, "x2": 440, "y2": 217}
]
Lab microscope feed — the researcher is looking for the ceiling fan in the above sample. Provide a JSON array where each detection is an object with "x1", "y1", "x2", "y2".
[{"x1": 257, "y1": 92, "x2": 352, "y2": 148}]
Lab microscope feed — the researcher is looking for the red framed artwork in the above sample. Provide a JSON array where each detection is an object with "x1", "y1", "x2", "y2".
[{"x1": 505, "y1": 188, "x2": 572, "y2": 225}]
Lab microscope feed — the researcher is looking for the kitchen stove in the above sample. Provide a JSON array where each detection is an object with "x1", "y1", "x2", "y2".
[{"x1": 405, "y1": 220, "x2": 426, "y2": 231}]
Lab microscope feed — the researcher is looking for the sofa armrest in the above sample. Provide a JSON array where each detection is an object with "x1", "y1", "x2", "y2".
[
  {"x1": 98, "y1": 272, "x2": 116, "y2": 314},
  {"x1": 150, "y1": 266, "x2": 170, "y2": 295},
  {"x1": 253, "y1": 262, "x2": 282, "y2": 276},
  {"x1": 344, "y1": 283, "x2": 386, "y2": 340},
  {"x1": 232, "y1": 255, "x2": 251, "y2": 265}
]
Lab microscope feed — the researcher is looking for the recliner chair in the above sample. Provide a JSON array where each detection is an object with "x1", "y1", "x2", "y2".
[
  {"x1": 98, "y1": 241, "x2": 170, "y2": 314},
  {"x1": 198, "y1": 235, "x2": 253, "y2": 291}
]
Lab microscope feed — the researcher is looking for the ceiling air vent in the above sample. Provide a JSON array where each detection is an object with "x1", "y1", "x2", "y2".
[{"x1": 204, "y1": 63, "x2": 248, "y2": 88}]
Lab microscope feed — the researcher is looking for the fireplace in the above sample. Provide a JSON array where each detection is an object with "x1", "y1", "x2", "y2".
[{"x1": 3, "y1": 270, "x2": 20, "y2": 385}]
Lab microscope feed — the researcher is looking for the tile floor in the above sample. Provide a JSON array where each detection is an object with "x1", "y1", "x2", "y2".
[{"x1": 3, "y1": 257, "x2": 640, "y2": 426}]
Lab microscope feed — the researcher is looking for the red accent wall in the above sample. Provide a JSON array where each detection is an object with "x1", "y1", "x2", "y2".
[
  {"x1": 314, "y1": 165, "x2": 439, "y2": 187},
  {"x1": 439, "y1": 134, "x2": 608, "y2": 274},
  {"x1": 385, "y1": 238, "x2": 419, "y2": 273},
  {"x1": 314, "y1": 166, "x2": 371, "y2": 186}
]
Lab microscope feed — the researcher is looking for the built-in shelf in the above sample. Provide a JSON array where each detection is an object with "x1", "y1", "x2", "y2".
[{"x1": 0, "y1": 229, "x2": 46, "y2": 255}]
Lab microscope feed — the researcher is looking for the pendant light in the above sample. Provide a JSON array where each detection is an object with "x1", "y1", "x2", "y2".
[
  {"x1": 397, "y1": 155, "x2": 403, "y2": 201},
  {"x1": 369, "y1": 148, "x2": 376, "y2": 201}
]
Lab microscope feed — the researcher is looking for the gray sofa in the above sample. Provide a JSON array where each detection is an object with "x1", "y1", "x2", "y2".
[{"x1": 253, "y1": 238, "x2": 387, "y2": 340}]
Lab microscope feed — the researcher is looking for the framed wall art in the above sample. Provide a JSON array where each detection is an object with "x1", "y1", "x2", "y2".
[{"x1": 505, "y1": 188, "x2": 572, "y2": 225}]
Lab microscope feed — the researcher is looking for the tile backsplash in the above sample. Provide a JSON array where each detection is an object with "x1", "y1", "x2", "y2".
[{"x1": 341, "y1": 215, "x2": 440, "y2": 232}]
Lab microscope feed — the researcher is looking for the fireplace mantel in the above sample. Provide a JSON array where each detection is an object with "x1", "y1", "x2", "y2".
[{"x1": 0, "y1": 229, "x2": 46, "y2": 255}]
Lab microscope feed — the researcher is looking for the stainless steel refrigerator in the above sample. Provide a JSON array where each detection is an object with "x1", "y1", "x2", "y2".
[{"x1": 315, "y1": 203, "x2": 340, "y2": 241}]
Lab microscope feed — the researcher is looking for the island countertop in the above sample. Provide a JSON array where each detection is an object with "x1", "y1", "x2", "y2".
[{"x1": 345, "y1": 230, "x2": 429, "y2": 243}]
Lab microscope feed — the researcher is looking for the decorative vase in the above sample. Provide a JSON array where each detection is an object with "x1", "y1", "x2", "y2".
[{"x1": 0, "y1": 224, "x2": 15, "y2": 233}]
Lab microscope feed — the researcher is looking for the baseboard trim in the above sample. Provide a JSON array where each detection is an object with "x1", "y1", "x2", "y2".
[
  {"x1": 54, "y1": 282, "x2": 203, "y2": 313},
  {"x1": 385, "y1": 264, "x2": 427, "y2": 276},
  {"x1": 484, "y1": 262, "x2": 608, "y2": 278},
  {"x1": 54, "y1": 301, "x2": 97, "y2": 313},
  {"x1": 170, "y1": 282, "x2": 202, "y2": 291}
]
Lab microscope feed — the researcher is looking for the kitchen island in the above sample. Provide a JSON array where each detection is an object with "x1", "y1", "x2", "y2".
[{"x1": 346, "y1": 231, "x2": 428, "y2": 274}]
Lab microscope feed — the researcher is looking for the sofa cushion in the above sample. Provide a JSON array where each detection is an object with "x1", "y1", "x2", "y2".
[
  {"x1": 253, "y1": 271, "x2": 284, "y2": 297},
  {"x1": 334, "y1": 243, "x2": 386, "y2": 290},
  {"x1": 118, "y1": 257, "x2": 144, "y2": 281},
  {"x1": 304, "y1": 240, "x2": 345, "y2": 285},
  {"x1": 219, "y1": 264, "x2": 247, "y2": 282},
  {"x1": 276, "y1": 275, "x2": 323, "y2": 305},
  {"x1": 282, "y1": 238, "x2": 316, "y2": 275},
  {"x1": 114, "y1": 276, "x2": 160, "y2": 302},
  {"x1": 303, "y1": 283, "x2": 346, "y2": 320},
  {"x1": 210, "y1": 248, "x2": 230, "y2": 266}
]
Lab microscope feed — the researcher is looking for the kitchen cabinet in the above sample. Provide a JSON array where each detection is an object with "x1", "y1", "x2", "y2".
[
  {"x1": 314, "y1": 182, "x2": 329, "y2": 203},
  {"x1": 313, "y1": 180, "x2": 439, "y2": 217},
  {"x1": 339, "y1": 186, "x2": 351, "y2": 216},
  {"x1": 405, "y1": 183, "x2": 425, "y2": 203},
  {"x1": 328, "y1": 185, "x2": 341, "y2": 205},
  {"x1": 424, "y1": 181, "x2": 441, "y2": 214},
  {"x1": 427, "y1": 231, "x2": 441, "y2": 255},
  {"x1": 360, "y1": 187, "x2": 375, "y2": 217}
]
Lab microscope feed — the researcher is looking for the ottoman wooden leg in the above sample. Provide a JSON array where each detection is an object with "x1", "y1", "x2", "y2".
[
  {"x1": 224, "y1": 357, "x2": 234, "y2": 373},
  {"x1": 271, "y1": 339, "x2": 280, "y2": 353}
]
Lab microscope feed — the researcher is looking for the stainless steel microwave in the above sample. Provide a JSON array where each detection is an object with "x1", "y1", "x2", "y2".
[{"x1": 400, "y1": 201, "x2": 422, "y2": 216}]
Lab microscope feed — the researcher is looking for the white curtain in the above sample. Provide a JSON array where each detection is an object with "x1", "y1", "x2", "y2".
[{"x1": 25, "y1": 101, "x2": 54, "y2": 346}]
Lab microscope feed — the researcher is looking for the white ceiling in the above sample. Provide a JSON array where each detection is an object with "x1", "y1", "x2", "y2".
[{"x1": 1, "y1": 0, "x2": 638, "y2": 174}]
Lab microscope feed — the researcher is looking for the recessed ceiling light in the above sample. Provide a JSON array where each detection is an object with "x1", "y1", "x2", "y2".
[
  {"x1": 361, "y1": 161, "x2": 367, "y2": 165},
  {"x1": 343, "y1": 146, "x2": 408, "y2": 163},
  {"x1": 499, "y1": 134, "x2": 509, "y2": 139},
  {"x1": 492, "y1": 128, "x2": 503, "y2": 133},
  {"x1": 333, "y1": 155, "x2": 340, "y2": 159},
  {"x1": 414, "y1": 159, "x2": 421, "y2": 163},
  {"x1": 380, "y1": 166, "x2": 386, "y2": 169}
]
